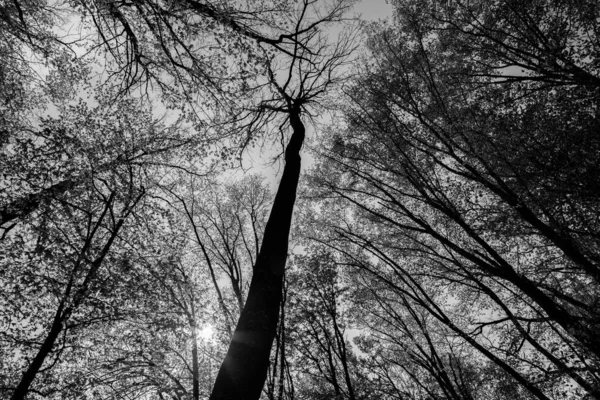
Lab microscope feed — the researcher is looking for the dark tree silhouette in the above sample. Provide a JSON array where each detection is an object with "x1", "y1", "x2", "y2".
[{"x1": 306, "y1": 0, "x2": 600, "y2": 398}]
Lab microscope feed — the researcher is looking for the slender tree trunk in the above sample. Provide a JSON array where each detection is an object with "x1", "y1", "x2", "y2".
[
  {"x1": 10, "y1": 304, "x2": 65, "y2": 400},
  {"x1": 9, "y1": 193, "x2": 139, "y2": 399},
  {"x1": 192, "y1": 327, "x2": 200, "y2": 400},
  {"x1": 504, "y1": 269, "x2": 600, "y2": 360},
  {"x1": 210, "y1": 109, "x2": 305, "y2": 400},
  {"x1": 332, "y1": 319, "x2": 356, "y2": 400}
]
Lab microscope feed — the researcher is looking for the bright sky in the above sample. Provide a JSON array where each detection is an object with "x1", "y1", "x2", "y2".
[
  {"x1": 47, "y1": 0, "x2": 394, "y2": 189},
  {"x1": 239, "y1": 0, "x2": 393, "y2": 189},
  {"x1": 353, "y1": 0, "x2": 393, "y2": 21}
]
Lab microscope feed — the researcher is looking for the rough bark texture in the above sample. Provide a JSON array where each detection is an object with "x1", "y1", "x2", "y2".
[{"x1": 210, "y1": 110, "x2": 305, "y2": 400}]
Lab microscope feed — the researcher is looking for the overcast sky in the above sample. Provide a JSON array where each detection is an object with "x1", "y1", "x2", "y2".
[{"x1": 353, "y1": 0, "x2": 393, "y2": 21}]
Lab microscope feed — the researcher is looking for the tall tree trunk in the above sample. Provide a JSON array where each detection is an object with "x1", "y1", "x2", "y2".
[
  {"x1": 192, "y1": 327, "x2": 200, "y2": 400},
  {"x1": 9, "y1": 193, "x2": 139, "y2": 399},
  {"x1": 210, "y1": 109, "x2": 305, "y2": 400},
  {"x1": 10, "y1": 304, "x2": 65, "y2": 400}
]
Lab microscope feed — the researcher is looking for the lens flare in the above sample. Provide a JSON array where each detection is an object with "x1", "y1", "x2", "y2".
[{"x1": 198, "y1": 324, "x2": 214, "y2": 340}]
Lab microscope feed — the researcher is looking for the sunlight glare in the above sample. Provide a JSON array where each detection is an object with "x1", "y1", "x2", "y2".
[{"x1": 198, "y1": 324, "x2": 214, "y2": 340}]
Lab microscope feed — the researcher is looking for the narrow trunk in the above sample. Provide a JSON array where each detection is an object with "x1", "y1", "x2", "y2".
[
  {"x1": 11, "y1": 305, "x2": 65, "y2": 400},
  {"x1": 9, "y1": 195, "x2": 137, "y2": 399},
  {"x1": 192, "y1": 327, "x2": 200, "y2": 400},
  {"x1": 505, "y1": 269, "x2": 600, "y2": 360},
  {"x1": 333, "y1": 321, "x2": 356, "y2": 400},
  {"x1": 210, "y1": 109, "x2": 305, "y2": 400}
]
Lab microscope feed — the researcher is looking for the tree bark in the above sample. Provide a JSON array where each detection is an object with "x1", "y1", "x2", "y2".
[
  {"x1": 10, "y1": 304, "x2": 65, "y2": 400},
  {"x1": 209, "y1": 109, "x2": 305, "y2": 400},
  {"x1": 192, "y1": 327, "x2": 200, "y2": 400},
  {"x1": 9, "y1": 192, "x2": 140, "y2": 400}
]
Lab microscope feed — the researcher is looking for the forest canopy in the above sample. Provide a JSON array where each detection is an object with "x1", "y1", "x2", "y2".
[{"x1": 1, "y1": 0, "x2": 599, "y2": 399}]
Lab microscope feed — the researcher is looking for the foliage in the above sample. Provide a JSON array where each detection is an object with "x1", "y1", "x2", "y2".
[
  {"x1": 305, "y1": 0, "x2": 600, "y2": 399},
  {"x1": 3, "y1": 0, "x2": 600, "y2": 399}
]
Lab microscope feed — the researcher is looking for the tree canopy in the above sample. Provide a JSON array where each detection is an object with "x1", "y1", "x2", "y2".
[{"x1": 1, "y1": 0, "x2": 599, "y2": 399}]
